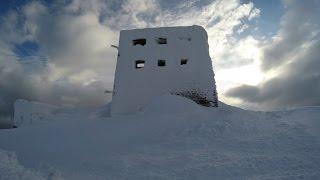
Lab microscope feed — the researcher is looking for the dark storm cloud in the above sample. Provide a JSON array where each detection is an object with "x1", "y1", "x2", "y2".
[
  {"x1": 227, "y1": 0, "x2": 320, "y2": 109},
  {"x1": 262, "y1": 0, "x2": 320, "y2": 71},
  {"x1": 228, "y1": 41, "x2": 320, "y2": 107},
  {"x1": 0, "y1": 1, "x2": 116, "y2": 122},
  {"x1": 0, "y1": 61, "x2": 113, "y2": 116}
]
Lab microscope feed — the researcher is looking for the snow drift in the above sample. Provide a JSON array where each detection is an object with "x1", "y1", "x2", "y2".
[{"x1": 1, "y1": 95, "x2": 320, "y2": 179}]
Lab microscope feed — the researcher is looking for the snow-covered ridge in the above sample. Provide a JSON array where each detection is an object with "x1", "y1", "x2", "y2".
[{"x1": 1, "y1": 95, "x2": 320, "y2": 179}]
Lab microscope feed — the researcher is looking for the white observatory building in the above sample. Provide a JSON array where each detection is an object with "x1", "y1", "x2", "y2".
[{"x1": 111, "y1": 25, "x2": 218, "y2": 115}]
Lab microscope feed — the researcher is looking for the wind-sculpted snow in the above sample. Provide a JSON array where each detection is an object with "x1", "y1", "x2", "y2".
[
  {"x1": 0, "y1": 95, "x2": 320, "y2": 179},
  {"x1": 0, "y1": 149, "x2": 46, "y2": 180}
]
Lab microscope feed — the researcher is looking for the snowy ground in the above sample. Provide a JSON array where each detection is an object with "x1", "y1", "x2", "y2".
[{"x1": 0, "y1": 95, "x2": 320, "y2": 180}]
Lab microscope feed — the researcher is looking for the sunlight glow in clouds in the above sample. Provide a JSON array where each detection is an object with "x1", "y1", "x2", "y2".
[
  {"x1": 214, "y1": 36, "x2": 263, "y2": 90},
  {"x1": 227, "y1": 0, "x2": 320, "y2": 110}
]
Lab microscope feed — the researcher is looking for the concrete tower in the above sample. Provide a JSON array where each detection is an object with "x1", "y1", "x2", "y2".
[{"x1": 111, "y1": 25, "x2": 218, "y2": 115}]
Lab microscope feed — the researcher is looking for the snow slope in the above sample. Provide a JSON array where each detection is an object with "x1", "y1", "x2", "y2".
[{"x1": 1, "y1": 95, "x2": 320, "y2": 179}]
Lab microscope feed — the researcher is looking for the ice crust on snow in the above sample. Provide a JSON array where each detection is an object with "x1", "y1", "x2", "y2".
[{"x1": 111, "y1": 25, "x2": 218, "y2": 115}]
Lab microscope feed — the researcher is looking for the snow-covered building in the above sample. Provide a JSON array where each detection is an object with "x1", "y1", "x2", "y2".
[
  {"x1": 14, "y1": 99, "x2": 58, "y2": 127},
  {"x1": 111, "y1": 25, "x2": 218, "y2": 115}
]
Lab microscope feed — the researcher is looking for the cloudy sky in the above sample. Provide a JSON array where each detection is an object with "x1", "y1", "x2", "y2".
[{"x1": 0, "y1": 0, "x2": 319, "y2": 119}]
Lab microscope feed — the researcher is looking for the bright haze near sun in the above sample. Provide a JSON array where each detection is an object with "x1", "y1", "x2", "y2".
[{"x1": 0, "y1": 0, "x2": 319, "y2": 119}]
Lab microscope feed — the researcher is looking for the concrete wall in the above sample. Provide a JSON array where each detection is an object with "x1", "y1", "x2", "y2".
[{"x1": 111, "y1": 25, "x2": 218, "y2": 115}]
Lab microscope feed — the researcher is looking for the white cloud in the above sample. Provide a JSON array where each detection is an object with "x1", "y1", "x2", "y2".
[{"x1": 0, "y1": 1, "x2": 117, "y2": 116}]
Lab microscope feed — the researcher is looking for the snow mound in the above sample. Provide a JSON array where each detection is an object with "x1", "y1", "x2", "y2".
[
  {"x1": 92, "y1": 103, "x2": 111, "y2": 118},
  {"x1": 142, "y1": 95, "x2": 203, "y2": 114},
  {"x1": 1, "y1": 98, "x2": 320, "y2": 179},
  {"x1": 0, "y1": 149, "x2": 45, "y2": 180}
]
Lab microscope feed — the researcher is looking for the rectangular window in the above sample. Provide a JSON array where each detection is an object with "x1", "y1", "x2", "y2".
[
  {"x1": 135, "y1": 60, "x2": 145, "y2": 69},
  {"x1": 133, "y1": 39, "x2": 146, "y2": 46},
  {"x1": 181, "y1": 59, "x2": 188, "y2": 65},
  {"x1": 156, "y1": 38, "x2": 167, "y2": 44},
  {"x1": 158, "y1": 60, "x2": 166, "y2": 67}
]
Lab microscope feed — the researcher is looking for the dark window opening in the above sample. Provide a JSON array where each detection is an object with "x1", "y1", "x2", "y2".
[
  {"x1": 158, "y1": 60, "x2": 166, "y2": 67},
  {"x1": 135, "y1": 60, "x2": 145, "y2": 69},
  {"x1": 156, "y1": 38, "x2": 167, "y2": 44},
  {"x1": 133, "y1": 39, "x2": 146, "y2": 46},
  {"x1": 181, "y1": 59, "x2": 188, "y2": 65}
]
